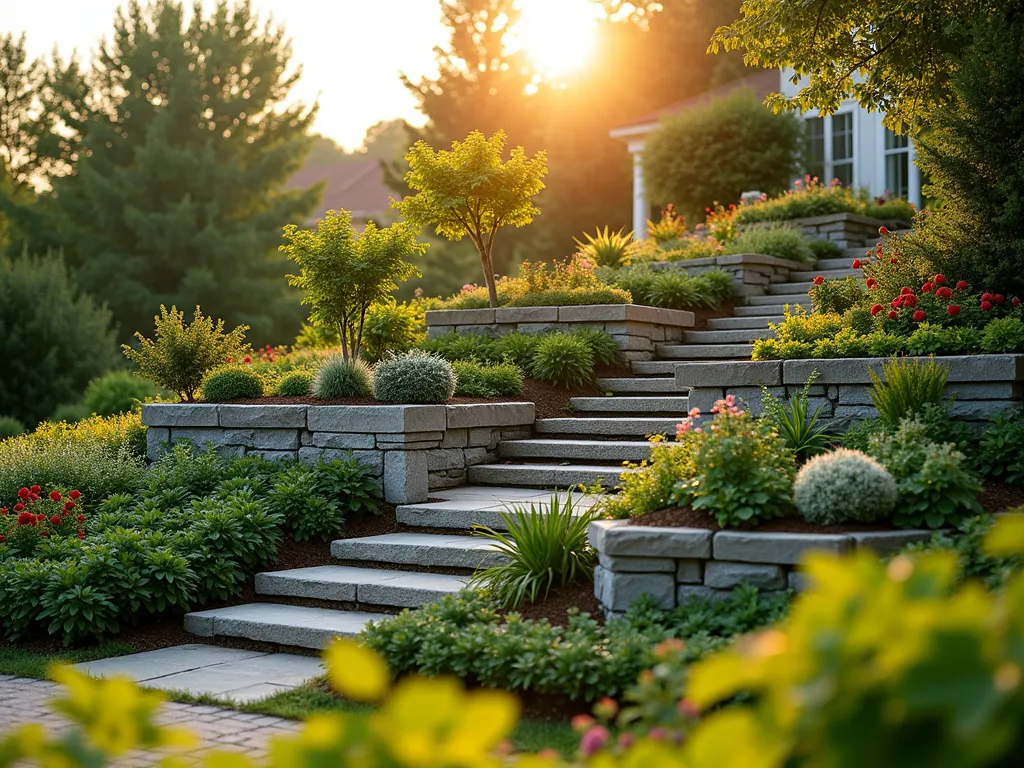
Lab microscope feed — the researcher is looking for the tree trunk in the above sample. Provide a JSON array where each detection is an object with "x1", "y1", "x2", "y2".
[
  {"x1": 482, "y1": 243, "x2": 498, "y2": 308},
  {"x1": 339, "y1": 321, "x2": 349, "y2": 361}
]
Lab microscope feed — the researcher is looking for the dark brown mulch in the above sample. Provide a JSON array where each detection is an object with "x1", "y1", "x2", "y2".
[
  {"x1": 978, "y1": 481, "x2": 1024, "y2": 513},
  {"x1": 500, "y1": 582, "x2": 604, "y2": 628}
]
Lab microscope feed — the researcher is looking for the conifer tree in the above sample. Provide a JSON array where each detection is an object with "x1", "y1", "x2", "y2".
[{"x1": 51, "y1": 0, "x2": 320, "y2": 342}]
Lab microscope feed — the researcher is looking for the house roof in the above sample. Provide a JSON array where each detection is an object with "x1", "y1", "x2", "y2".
[
  {"x1": 288, "y1": 157, "x2": 395, "y2": 220},
  {"x1": 609, "y1": 69, "x2": 781, "y2": 140}
]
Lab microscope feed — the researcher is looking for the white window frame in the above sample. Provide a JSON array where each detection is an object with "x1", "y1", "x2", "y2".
[
  {"x1": 883, "y1": 128, "x2": 911, "y2": 199},
  {"x1": 803, "y1": 110, "x2": 857, "y2": 187}
]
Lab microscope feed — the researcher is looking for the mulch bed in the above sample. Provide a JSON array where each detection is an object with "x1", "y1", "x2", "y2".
[
  {"x1": 629, "y1": 480, "x2": 1024, "y2": 532},
  {"x1": 507, "y1": 583, "x2": 603, "y2": 627}
]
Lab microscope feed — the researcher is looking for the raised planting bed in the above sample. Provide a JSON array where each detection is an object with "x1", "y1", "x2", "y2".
[
  {"x1": 423, "y1": 304, "x2": 695, "y2": 364},
  {"x1": 740, "y1": 212, "x2": 910, "y2": 250},
  {"x1": 141, "y1": 402, "x2": 535, "y2": 504},
  {"x1": 648, "y1": 253, "x2": 808, "y2": 298},
  {"x1": 590, "y1": 518, "x2": 931, "y2": 616},
  {"x1": 673, "y1": 354, "x2": 1024, "y2": 429}
]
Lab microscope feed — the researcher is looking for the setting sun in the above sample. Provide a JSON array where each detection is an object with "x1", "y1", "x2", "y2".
[{"x1": 512, "y1": 0, "x2": 600, "y2": 79}]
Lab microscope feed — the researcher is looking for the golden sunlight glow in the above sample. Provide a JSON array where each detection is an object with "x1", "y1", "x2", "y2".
[{"x1": 512, "y1": 0, "x2": 600, "y2": 79}]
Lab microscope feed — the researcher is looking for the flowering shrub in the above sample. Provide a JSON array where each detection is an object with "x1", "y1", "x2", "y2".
[
  {"x1": 1, "y1": 486, "x2": 85, "y2": 557},
  {"x1": 733, "y1": 175, "x2": 917, "y2": 224},
  {"x1": 647, "y1": 204, "x2": 688, "y2": 244},
  {"x1": 670, "y1": 398, "x2": 795, "y2": 527}
]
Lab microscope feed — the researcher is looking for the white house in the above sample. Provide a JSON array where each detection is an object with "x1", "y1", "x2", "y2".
[{"x1": 609, "y1": 69, "x2": 922, "y2": 238}]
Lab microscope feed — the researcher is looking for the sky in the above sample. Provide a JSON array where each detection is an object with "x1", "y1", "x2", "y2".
[{"x1": 6, "y1": 0, "x2": 449, "y2": 150}]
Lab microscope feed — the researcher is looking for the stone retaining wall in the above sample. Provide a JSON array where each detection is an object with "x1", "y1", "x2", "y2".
[
  {"x1": 141, "y1": 402, "x2": 535, "y2": 505},
  {"x1": 424, "y1": 304, "x2": 695, "y2": 364},
  {"x1": 590, "y1": 520, "x2": 930, "y2": 615},
  {"x1": 739, "y1": 212, "x2": 908, "y2": 250},
  {"x1": 648, "y1": 253, "x2": 807, "y2": 298},
  {"x1": 674, "y1": 355, "x2": 1024, "y2": 430}
]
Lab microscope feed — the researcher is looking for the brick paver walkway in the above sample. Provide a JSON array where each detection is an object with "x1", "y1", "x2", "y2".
[{"x1": 0, "y1": 675, "x2": 300, "y2": 765}]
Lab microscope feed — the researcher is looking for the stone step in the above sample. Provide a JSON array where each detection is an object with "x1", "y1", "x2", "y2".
[
  {"x1": 185, "y1": 603, "x2": 378, "y2": 650},
  {"x1": 655, "y1": 344, "x2": 754, "y2": 359},
  {"x1": 816, "y1": 256, "x2": 859, "y2": 270},
  {"x1": 535, "y1": 416, "x2": 681, "y2": 436},
  {"x1": 499, "y1": 438, "x2": 653, "y2": 462},
  {"x1": 594, "y1": 377, "x2": 678, "y2": 394},
  {"x1": 396, "y1": 488, "x2": 600, "y2": 531},
  {"x1": 630, "y1": 361, "x2": 680, "y2": 376},
  {"x1": 467, "y1": 462, "x2": 630, "y2": 488},
  {"x1": 768, "y1": 281, "x2": 813, "y2": 295},
  {"x1": 706, "y1": 316, "x2": 782, "y2": 330},
  {"x1": 569, "y1": 396, "x2": 690, "y2": 414},
  {"x1": 681, "y1": 329, "x2": 774, "y2": 344},
  {"x1": 331, "y1": 533, "x2": 506, "y2": 569},
  {"x1": 744, "y1": 294, "x2": 812, "y2": 307},
  {"x1": 732, "y1": 304, "x2": 801, "y2": 317},
  {"x1": 791, "y1": 269, "x2": 858, "y2": 281},
  {"x1": 255, "y1": 566, "x2": 468, "y2": 608}
]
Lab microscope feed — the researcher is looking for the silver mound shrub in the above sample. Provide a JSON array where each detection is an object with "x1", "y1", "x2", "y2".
[
  {"x1": 793, "y1": 447, "x2": 897, "y2": 525},
  {"x1": 373, "y1": 351, "x2": 456, "y2": 404}
]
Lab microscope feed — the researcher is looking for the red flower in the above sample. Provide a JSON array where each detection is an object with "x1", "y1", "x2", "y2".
[
  {"x1": 78, "y1": 530, "x2": 85, "y2": 539},
  {"x1": 994, "y1": 294, "x2": 1005, "y2": 305},
  {"x1": 37, "y1": 513, "x2": 45, "y2": 521},
  {"x1": 879, "y1": 226, "x2": 889, "y2": 235},
  {"x1": 0, "y1": 535, "x2": 5, "y2": 543},
  {"x1": 871, "y1": 304, "x2": 883, "y2": 316},
  {"x1": 982, "y1": 292, "x2": 993, "y2": 302},
  {"x1": 867, "y1": 278, "x2": 878, "y2": 289},
  {"x1": 49, "y1": 491, "x2": 61, "y2": 502},
  {"x1": 13, "y1": 503, "x2": 23, "y2": 512},
  {"x1": 901, "y1": 287, "x2": 914, "y2": 295},
  {"x1": 1014, "y1": 297, "x2": 1021, "y2": 308},
  {"x1": 913, "y1": 310, "x2": 927, "y2": 322},
  {"x1": 78, "y1": 514, "x2": 85, "y2": 523},
  {"x1": 982, "y1": 300, "x2": 994, "y2": 311},
  {"x1": 813, "y1": 276, "x2": 824, "y2": 285},
  {"x1": 956, "y1": 280, "x2": 969, "y2": 291},
  {"x1": 50, "y1": 516, "x2": 62, "y2": 526},
  {"x1": 888, "y1": 310, "x2": 898, "y2": 319},
  {"x1": 64, "y1": 501, "x2": 75, "y2": 511},
  {"x1": 243, "y1": 355, "x2": 252, "y2": 364},
  {"x1": 891, "y1": 297, "x2": 902, "y2": 308},
  {"x1": 936, "y1": 286, "x2": 953, "y2": 299},
  {"x1": 934, "y1": 274, "x2": 947, "y2": 284},
  {"x1": 903, "y1": 295, "x2": 918, "y2": 308},
  {"x1": 41, "y1": 531, "x2": 48, "y2": 537},
  {"x1": 69, "y1": 490, "x2": 81, "y2": 500},
  {"x1": 17, "y1": 488, "x2": 29, "y2": 500},
  {"x1": 890, "y1": 258, "x2": 898, "y2": 264},
  {"x1": 30, "y1": 493, "x2": 38, "y2": 501},
  {"x1": 0, "y1": 508, "x2": 6, "y2": 515},
  {"x1": 921, "y1": 282, "x2": 934, "y2": 293},
  {"x1": 30, "y1": 485, "x2": 40, "y2": 494},
  {"x1": 852, "y1": 259, "x2": 862, "y2": 269},
  {"x1": 17, "y1": 512, "x2": 36, "y2": 526}
]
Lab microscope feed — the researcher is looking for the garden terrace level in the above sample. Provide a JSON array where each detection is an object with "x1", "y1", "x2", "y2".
[{"x1": 141, "y1": 402, "x2": 535, "y2": 504}]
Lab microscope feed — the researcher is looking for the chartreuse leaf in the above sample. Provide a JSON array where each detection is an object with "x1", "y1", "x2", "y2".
[
  {"x1": 683, "y1": 709, "x2": 789, "y2": 768},
  {"x1": 984, "y1": 514, "x2": 1024, "y2": 557},
  {"x1": 325, "y1": 639, "x2": 390, "y2": 703}
]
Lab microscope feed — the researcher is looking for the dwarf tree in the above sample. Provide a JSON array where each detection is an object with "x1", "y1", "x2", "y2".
[
  {"x1": 281, "y1": 210, "x2": 425, "y2": 361},
  {"x1": 396, "y1": 130, "x2": 547, "y2": 308}
]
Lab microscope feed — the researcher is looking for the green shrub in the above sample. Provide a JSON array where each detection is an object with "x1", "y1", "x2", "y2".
[
  {"x1": 268, "y1": 457, "x2": 379, "y2": 543},
  {"x1": 530, "y1": 334, "x2": 595, "y2": 388},
  {"x1": 82, "y1": 371, "x2": 161, "y2": 417},
  {"x1": 600, "y1": 439, "x2": 698, "y2": 520},
  {"x1": 868, "y1": 418, "x2": 983, "y2": 529},
  {"x1": 727, "y1": 224, "x2": 815, "y2": 263},
  {"x1": 601, "y1": 266, "x2": 734, "y2": 310},
  {"x1": 373, "y1": 351, "x2": 456, "y2": 403},
  {"x1": 0, "y1": 416, "x2": 26, "y2": 440},
  {"x1": 671, "y1": 400, "x2": 795, "y2": 527},
  {"x1": 361, "y1": 301, "x2": 427, "y2": 363},
  {"x1": 794, "y1": 448, "x2": 897, "y2": 525},
  {"x1": 977, "y1": 412, "x2": 1024, "y2": 485},
  {"x1": 869, "y1": 356, "x2": 949, "y2": 429},
  {"x1": 313, "y1": 356, "x2": 373, "y2": 399},
  {"x1": 200, "y1": 366, "x2": 264, "y2": 402},
  {"x1": 646, "y1": 271, "x2": 705, "y2": 310},
  {"x1": 574, "y1": 226, "x2": 638, "y2": 268},
  {"x1": 363, "y1": 587, "x2": 789, "y2": 703},
  {"x1": 733, "y1": 176, "x2": 916, "y2": 225},
  {"x1": 492, "y1": 333, "x2": 540, "y2": 369},
  {"x1": 0, "y1": 254, "x2": 119, "y2": 427},
  {"x1": 451, "y1": 361, "x2": 524, "y2": 397},
  {"x1": 49, "y1": 404, "x2": 90, "y2": 424},
  {"x1": 809, "y1": 276, "x2": 865, "y2": 315},
  {"x1": 573, "y1": 328, "x2": 619, "y2": 367},
  {"x1": 470, "y1": 493, "x2": 598, "y2": 608},
  {"x1": 812, "y1": 327, "x2": 871, "y2": 358},
  {"x1": 123, "y1": 305, "x2": 248, "y2": 402},
  {"x1": 642, "y1": 90, "x2": 800, "y2": 222},
  {"x1": 275, "y1": 370, "x2": 314, "y2": 397},
  {"x1": 808, "y1": 240, "x2": 841, "y2": 259},
  {"x1": 906, "y1": 324, "x2": 984, "y2": 356},
  {"x1": 901, "y1": 514, "x2": 1020, "y2": 592},
  {"x1": 980, "y1": 316, "x2": 1024, "y2": 353},
  {"x1": 760, "y1": 375, "x2": 834, "y2": 458}
]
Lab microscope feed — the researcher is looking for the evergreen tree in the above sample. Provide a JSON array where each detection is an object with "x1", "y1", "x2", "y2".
[
  {"x1": 50, "y1": 0, "x2": 320, "y2": 343},
  {"x1": 906, "y1": 8, "x2": 1024, "y2": 295}
]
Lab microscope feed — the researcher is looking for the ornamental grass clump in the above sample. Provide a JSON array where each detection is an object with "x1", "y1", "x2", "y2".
[
  {"x1": 373, "y1": 351, "x2": 456, "y2": 404},
  {"x1": 794, "y1": 448, "x2": 897, "y2": 525},
  {"x1": 200, "y1": 366, "x2": 264, "y2": 402},
  {"x1": 869, "y1": 356, "x2": 949, "y2": 429},
  {"x1": 313, "y1": 357, "x2": 373, "y2": 399},
  {"x1": 531, "y1": 334, "x2": 595, "y2": 388}
]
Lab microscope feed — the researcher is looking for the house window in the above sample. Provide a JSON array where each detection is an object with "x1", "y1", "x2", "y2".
[
  {"x1": 884, "y1": 128, "x2": 910, "y2": 198},
  {"x1": 831, "y1": 112, "x2": 854, "y2": 186},
  {"x1": 802, "y1": 113, "x2": 855, "y2": 186}
]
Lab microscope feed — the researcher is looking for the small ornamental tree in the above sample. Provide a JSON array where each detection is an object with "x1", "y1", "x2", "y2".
[
  {"x1": 123, "y1": 305, "x2": 248, "y2": 402},
  {"x1": 280, "y1": 210, "x2": 425, "y2": 361},
  {"x1": 395, "y1": 130, "x2": 548, "y2": 308}
]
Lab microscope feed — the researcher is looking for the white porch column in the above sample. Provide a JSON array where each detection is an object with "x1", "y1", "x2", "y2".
[
  {"x1": 907, "y1": 136, "x2": 922, "y2": 210},
  {"x1": 630, "y1": 141, "x2": 648, "y2": 239}
]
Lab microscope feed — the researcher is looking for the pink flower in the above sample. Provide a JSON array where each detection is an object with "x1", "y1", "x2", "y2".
[
  {"x1": 580, "y1": 726, "x2": 609, "y2": 757},
  {"x1": 649, "y1": 728, "x2": 669, "y2": 742},
  {"x1": 677, "y1": 422, "x2": 691, "y2": 436},
  {"x1": 571, "y1": 715, "x2": 595, "y2": 733},
  {"x1": 725, "y1": 395, "x2": 736, "y2": 407},
  {"x1": 678, "y1": 698, "x2": 700, "y2": 719},
  {"x1": 688, "y1": 407, "x2": 700, "y2": 418}
]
